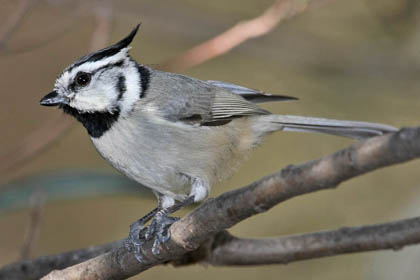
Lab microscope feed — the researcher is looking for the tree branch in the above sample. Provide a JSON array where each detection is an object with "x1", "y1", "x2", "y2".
[
  {"x1": 0, "y1": 241, "x2": 123, "y2": 280},
  {"x1": 0, "y1": 0, "x2": 38, "y2": 50},
  {"x1": 180, "y1": 216, "x2": 420, "y2": 266},
  {"x1": 1, "y1": 126, "x2": 415, "y2": 279},
  {"x1": 20, "y1": 189, "x2": 46, "y2": 259},
  {"x1": 5, "y1": 215, "x2": 420, "y2": 278},
  {"x1": 159, "y1": 0, "x2": 332, "y2": 71},
  {"x1": 0, "y1": 116, "x2": 73, "y2": 183}
]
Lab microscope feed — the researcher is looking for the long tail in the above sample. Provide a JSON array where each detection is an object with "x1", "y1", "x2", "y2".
[{"x1": 259, "y1": 115, "x2": 397, "y2": 140}]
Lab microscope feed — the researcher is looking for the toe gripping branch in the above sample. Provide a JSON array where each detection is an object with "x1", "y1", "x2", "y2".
[{"x1": 126, "y1": 196, "x2": 195, "y2": 263}]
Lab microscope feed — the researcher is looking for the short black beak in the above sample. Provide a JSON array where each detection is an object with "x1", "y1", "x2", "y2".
[{"x1": 40, "y1": 91, "x2": 68, "y2": 106}]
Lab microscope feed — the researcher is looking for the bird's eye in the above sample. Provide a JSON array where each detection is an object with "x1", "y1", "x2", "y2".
[{"x1": 75, "y1": 72, "x2": 91, "y2": 87}]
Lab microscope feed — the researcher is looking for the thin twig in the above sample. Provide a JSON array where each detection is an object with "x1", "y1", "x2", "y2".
[
  {"x1": 20, "y1": 188, "x2": 46, "y2": 260},
  {"x1": 0, "y1": 0, "x2": 38, "y2": 50},
  {"x1": 89, "y1": 0, "x2": 114, "y2": 51},
  {"x1": 159, "y1": 0, "x2": 330, "y2": 71},
  {"x1": 1, "y1": 6, "x2": 85, "y2": 56},
  {"x1": 0, "y1": 116, "x2": 73, "y2": 181},
  {"x1": 12, "y1": 126, "x2": 415, "y2": 280}
]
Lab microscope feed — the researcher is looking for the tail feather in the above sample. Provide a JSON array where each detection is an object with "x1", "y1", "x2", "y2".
[{"x1": 261, "y1": 115, "x2": 397, "y2": 140}]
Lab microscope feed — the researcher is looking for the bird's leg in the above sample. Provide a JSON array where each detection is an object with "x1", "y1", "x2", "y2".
[
  {"x1": 131, "y1": 178, "x2": 209, "y2": 262},
  {"x1": 145, "y1": 196, "x2": 195, "y2": 256},
  {"x1": 125, "y1": 206, "x2": 160, "y2": 262}
]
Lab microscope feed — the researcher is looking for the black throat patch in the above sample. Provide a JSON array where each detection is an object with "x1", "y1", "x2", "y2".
[{"x1": 60, "y1": 105, "x2": 120, "y2": 138}]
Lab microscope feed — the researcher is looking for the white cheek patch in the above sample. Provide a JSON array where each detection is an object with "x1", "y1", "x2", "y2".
[
  {"x1": 118, "y1": 62, "x2": 141, "y2": 116},
  {"x1": 70, "y1": 95, "x2": 111, "y2": 112},
  {"x1": 70, "y1": 86, "x2": 116, "y2": 113}
]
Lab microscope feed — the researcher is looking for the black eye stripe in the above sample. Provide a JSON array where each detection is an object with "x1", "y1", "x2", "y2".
[
  {"x1": 93, "y1": 60, "x2": 125, "y2": 74},
  {"x1": 136, "y1": 64, "x2": 150, "y2": 98},
  {"x1": 67, "y1": 60, "x2": 125, "y2": 92},
  {"x1": 117, "y1": 75, "x2": 126, "y2": 100}
]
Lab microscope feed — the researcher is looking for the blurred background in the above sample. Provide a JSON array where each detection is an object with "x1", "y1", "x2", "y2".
[{"x1": 1, "y1": 0, "x2": 420, "y2": 279}]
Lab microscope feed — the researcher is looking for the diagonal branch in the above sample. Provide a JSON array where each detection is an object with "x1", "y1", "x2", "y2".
[
  {"x1": 159, "y1": 0, "x2": 331, "y2": 71},
  {"x1": 0, "y1": 116, "x2": 73, "y2": 182},
  {"x1": 4, "y1": 214, "x2": 420, "y2": 279},
  {"x1": 14, "y1": 126, "x2": 417, "y2": 279},
  {"x1": 0, "y1": 0, "x2": 38, "y2": 50}
]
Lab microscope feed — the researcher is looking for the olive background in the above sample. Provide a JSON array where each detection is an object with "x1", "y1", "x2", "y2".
[{"x1": 1, "y1": 0, "x2": 420, "y2": 279}]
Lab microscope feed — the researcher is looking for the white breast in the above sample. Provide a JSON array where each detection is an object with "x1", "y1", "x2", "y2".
[{"x1": 91, "y1": 112, "x2": 257, "y2": 201}]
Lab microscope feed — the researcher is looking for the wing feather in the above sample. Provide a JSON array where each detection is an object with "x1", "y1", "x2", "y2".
[
  {"x1": 206, "y1": 80, "x2": 297, "y2": 103},
  {"x1": 143, "y1": 71, "x2": 272, "y2": 125},
  {"x1": 209, "y1": 90, "x2": 270, "y2": 120}
]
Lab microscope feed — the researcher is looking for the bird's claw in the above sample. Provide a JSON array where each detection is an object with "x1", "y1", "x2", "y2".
[
  {"x1": 127, "y1": 211, "x2": 179, "y2": 262},
  {"x1": 126, "y1": 219, "x2": 149, "y2": 263},
  {"x1": 146, "y1": 211, "x2": 179, "y2": 255}
]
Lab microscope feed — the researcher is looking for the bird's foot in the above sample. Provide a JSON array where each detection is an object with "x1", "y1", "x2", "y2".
[
  {"x1": 125, "y1": 197, "x2": 194, "y2": 263},
  {"x1": 125, "y1": 207, "x2": 160, "y2": 263},
  {"x1": 125, "y1": 210, "x2": 179, "y2": 262},
  {"x1": 145, "y1": 211, "x2": 180, "y2": 256},
  {"x1": 125, "y1": 219, "x2": 149, "y2": 263}
]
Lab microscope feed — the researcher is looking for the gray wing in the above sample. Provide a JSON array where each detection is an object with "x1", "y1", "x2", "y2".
[
  {"x1": 141, "y1": 69, "x2": 397, "y2": 138},
  {"x1": 210, "y1": 90, "x2": 270, "y2": 121},
  {"x1": 146, "y1": 71, "x2": 271, "y2": 125},
  {"x1": 206, "y1": 80, "x2": 297, "y2": 103}
]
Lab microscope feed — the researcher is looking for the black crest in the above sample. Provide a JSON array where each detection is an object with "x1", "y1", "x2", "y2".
[{"x1": 67, "y1": 24, "x2": 140, "y2": 71}]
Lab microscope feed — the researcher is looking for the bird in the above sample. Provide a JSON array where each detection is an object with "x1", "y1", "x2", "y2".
[{"x1": 40, "y1": 24, "x2": 397, "y2": 262}]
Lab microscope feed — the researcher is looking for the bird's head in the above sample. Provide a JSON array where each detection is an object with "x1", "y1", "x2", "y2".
[
  {"x1": 40, "y1": 24, "x2": 150, "y2": 137},
  {"x1": 40, "y1": 24, "x2": 148, "y2": 117}
]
